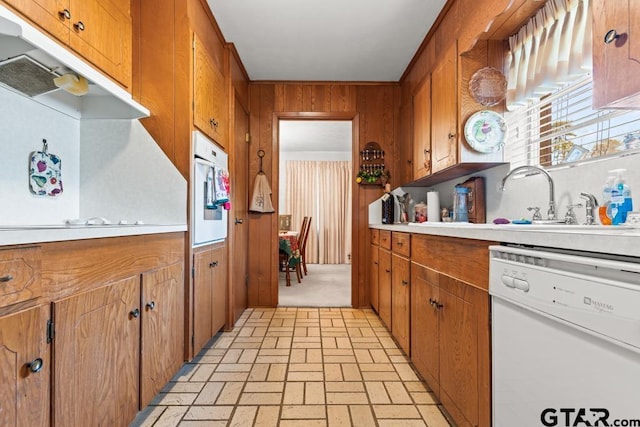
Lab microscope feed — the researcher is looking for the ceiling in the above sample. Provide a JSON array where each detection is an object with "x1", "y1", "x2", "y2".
[
  {"x1": 206, "y1": 0, "x2": 448, "y2": 82},
  {"x1": 279, "y1": 120, "x2": 352, "y2": 153}
]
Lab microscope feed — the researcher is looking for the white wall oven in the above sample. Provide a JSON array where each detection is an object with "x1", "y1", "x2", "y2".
[{"x1": 192, "y1": 130, "x2": 228, "y2": 247}]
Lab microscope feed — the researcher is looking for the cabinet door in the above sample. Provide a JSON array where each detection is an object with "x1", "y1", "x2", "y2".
[
  {"x1": 592, "y1": 0, "x2": 640, "y2": 108},
  {"x1": 391, "y1": 254, "x2": 410, "y2": 354},
  {"x1": 370, "y1": 243, "x2": 379, "y2": 312},
  {"x1": 410, "y1": 263, "x2": 440, "y2": 397},
  {"x1": 438, "y1": 275, "x2": 490, "y2": 427},
  {"x1": 0, "y1": 305, "x2": 50, "y2": 427},
  {"x1": 377, "y1": 248, "x2": 392, "y2": 330},
  {"x1": 398, "y1": 102, "x2": 414, "y2": 184},
  {"x1": 67, "y1": 0, "x2": 132, "y2": 88},
  {"x1": 210, "y1": 246, "x2": 226, "y2": 334},
  {"x1": 140, "y1": 262, "x2": 184, "y2": 408},
  {"x1": 413, "y1": 75, "x2": 432, "y2": 179},
  {"x1": 431, "y1": 43, "x2": 458, "y2": 173},
  {"x1": 193, "y1": 248, "x2": 213, "y2": 354},
  {"x1": 193, "y1": 33, "x2": 228, "y2": 148},
  {"x1": 53, "y1": 276, "x2": 140, "y2": 427},
  {"x1": 3, "y1": 0, "x2": 70, "y2": 43}
]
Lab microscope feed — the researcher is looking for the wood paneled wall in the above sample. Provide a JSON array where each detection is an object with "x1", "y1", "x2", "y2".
[{"x1": 247, "y1": 83, "x2": 399, "y2": 308}]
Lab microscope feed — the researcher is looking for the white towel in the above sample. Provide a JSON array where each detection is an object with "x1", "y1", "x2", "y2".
[{"x1": 250, "y1": 172, "x2": 275, "y2": 213}]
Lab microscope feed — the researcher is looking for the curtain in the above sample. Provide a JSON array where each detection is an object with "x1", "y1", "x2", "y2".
[
  {"x1": 505, "y1": 0, "x2": 592, "y2": 110},
  {"x1": 285, "y1": 160, "x2": 352, "y2": 264}
]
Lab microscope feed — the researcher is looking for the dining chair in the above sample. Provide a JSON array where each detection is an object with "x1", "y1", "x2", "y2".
[{"x1": 299, "y1": 216, "x2": 312, "y2": 276}]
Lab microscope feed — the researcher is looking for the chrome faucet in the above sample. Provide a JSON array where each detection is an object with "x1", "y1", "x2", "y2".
[
  {"x1": 579, "y1": 193, "x2": 599, "y2": 225},
  {"x1": 500, "y1": 165, "x2": 557, "y2": 220}
]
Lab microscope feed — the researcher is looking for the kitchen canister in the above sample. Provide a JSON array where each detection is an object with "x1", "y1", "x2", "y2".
[{"x1": 427, "y1": 191, "x2": 440, "y2": 222}]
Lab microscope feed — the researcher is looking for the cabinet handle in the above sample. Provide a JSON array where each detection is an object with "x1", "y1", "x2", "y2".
[
  {"x1": 373, "y1": 261, "x2": 378, "y2": 265},
  {"x1": 604, "y1": 29, "x2": 620, "y2": 44},
  {"x1": 448, "y1": 132, "x2": 456, "y2": 140},
  {"x1": 129, "y1": 308, "x2": 140, "y2": 318},
  {"x1": 385, "y1": 269, "x2": 391, "y2": 273},
  {"x1": 146, "y1": 301, "x2": 156, "y2": 310},
  {"x1": 210, "y1": 261, "x2": 219, "y2": 268},
  {"x1": 401, "y1": 280, "x2": 409, "y2": 286},
  {"x1": 74, "y1": 21, "x2": 85, "y2": 31},
  {"x1": 0, "y1": 274, "x2": 13, "y2": 283},
  {"x1": 235, "y1": 218, "x2": 244, "y2": 224},
  {"x1": 210, "y1": 118, "x2": 219, "y2": 129},
  {"x1": 396, "y1": 241, "x2": 403, "y2": 246},
  {"x1": 59, "y1": 9, "x2": 71, "y2": 20},
  {"x1": 27, "y1": 358, "x2": 43, "y2": 373}
]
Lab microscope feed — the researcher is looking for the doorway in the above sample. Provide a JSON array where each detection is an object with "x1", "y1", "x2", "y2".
[{"x1": 277, "y1": 120, "x2": 353, "y2": 307}]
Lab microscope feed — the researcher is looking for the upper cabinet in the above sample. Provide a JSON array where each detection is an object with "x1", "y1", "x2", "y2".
[
  {"x1": 193, "y1": 32, "x2": 228, "y2": 149},
  {"x1": 430, "y1": 43, "x2": 458, "y2": 174},
  {"x1": 3, "y1": 0, "x2": 132, "y2": 89},
  {"x1": 412, "y1": 75, "x2": 431, "y2": 180},
  {"x1": 592, "y1": 0, "x2": 640, "y2": 109}
]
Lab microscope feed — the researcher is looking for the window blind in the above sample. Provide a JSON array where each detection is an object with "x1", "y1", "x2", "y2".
[{"x1": 504, "y1": 75, "x2": 640, "y2": 168}]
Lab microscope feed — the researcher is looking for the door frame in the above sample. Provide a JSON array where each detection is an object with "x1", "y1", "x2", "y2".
[{"x1": 272, "y1": 112, "x2": 360, "y2": 307}]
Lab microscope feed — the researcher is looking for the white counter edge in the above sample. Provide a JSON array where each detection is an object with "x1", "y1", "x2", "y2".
[{"x1": 0, "y1": 224, "x2": 187, "y2": 246}]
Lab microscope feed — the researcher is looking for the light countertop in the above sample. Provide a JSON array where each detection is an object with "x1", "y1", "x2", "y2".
[
  {"x1": 0, "y1": 224, "x2": 187, "y2": 246},
  {"x1": 370, "y1": 222, "x2": 640, "y2": 259}
]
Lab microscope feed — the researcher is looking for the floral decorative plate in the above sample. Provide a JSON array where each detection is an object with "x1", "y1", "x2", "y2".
[{"x1": 463, "y1": 110, "x2": 507, "y2": 154}]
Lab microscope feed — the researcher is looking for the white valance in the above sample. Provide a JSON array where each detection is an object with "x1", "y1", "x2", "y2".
[{"x1": 505, "y1": 0, "x2": 592, "y2": 110}]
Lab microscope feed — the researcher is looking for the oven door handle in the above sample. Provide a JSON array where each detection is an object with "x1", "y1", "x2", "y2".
[{"x1": 194, "y1": 157, "x2": 215, "y2": 167}]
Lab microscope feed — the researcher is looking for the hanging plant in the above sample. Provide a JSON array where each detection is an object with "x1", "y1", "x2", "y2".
[{"x1": 356, "y1": 169, "x2": 389, "y2": 185}]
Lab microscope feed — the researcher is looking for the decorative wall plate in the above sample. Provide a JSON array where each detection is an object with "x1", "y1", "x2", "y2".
[
  {"x1": 468, "y1": 67, "x2": 507, "y2": 106},
  {"x1": 464, "y1": 110, "x2": 507, "y2": 153}
]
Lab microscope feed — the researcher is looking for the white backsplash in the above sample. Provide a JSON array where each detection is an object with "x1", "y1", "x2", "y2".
[
  {"x1": 0, "y1": 88, "x2": 80, "y2": 224},
  {"x1": 79, "y1": 120, "x2": 186, "y2": 225},
  {"x1": 374, "y1": 153, "x2": 640, "y2": 225},
  {"x1": 0, "y1": 87, "x2": 186, "y2": 226}
]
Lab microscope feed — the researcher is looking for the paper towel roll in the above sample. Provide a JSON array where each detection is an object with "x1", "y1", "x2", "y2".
[{"x1": 427, "y1": 191, "x2": 440, "y2": 222}]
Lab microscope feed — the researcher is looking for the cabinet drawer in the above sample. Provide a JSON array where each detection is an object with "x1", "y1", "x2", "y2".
[
  {"x1": 0, "y1": 247, "x2": 42, "y2": 309},
  {"x1": 370, "y1": 229, "x2": 380, "y2": 245},
  {"x1": 379, "y1": 230, "x2": 391, "y2": 250},
  {"x1": 392, "y1": 232, "x2": 410, "y2": 257}
]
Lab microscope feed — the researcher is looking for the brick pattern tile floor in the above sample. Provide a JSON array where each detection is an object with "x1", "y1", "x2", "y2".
[{"x1": 131, "y1": 307, "x2": 453, "y2": 427}]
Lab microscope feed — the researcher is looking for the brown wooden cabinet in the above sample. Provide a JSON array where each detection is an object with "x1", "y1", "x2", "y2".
[
  {"x1": 431, "y1": 43, "x2": 458, "y2": 174},
  {"x1": 2, "y1": 0, "x2": 132, "y2": 88},
  {"x1": 53, "y1": 275, "x2": 140, "y2": 427},
  {"x1": 140, "y1": 262, "x2": 184, "y2": 407},
  {"x1": 0, "y1": 305, "x2": 50, "y2": 427},
  {"x1": 592, "y1": 0, "x2": 640, "y2": 109},
  {"x1": 391, "y1": 252, "x2": 410, "y2": 354},
  {"x1": 0, "y1": 246, "x2": 42, "y2": 312},
  {"x1": 370, "y1": 242, "x2": 379, "y2": 312},
  {"x1": 410, "y1": 234, "x2": 493, "y2": 427},
  {"x1": 377, "y1": 247, "x2": 392, "y2": 330},
  {"x1": 193, "y1": 243, "x2": 227, "y2": 354},
  {"x1": 193, "y1": 32, "x2": 228, "y2": 149},
  {"x1": 413, "y1": 75, "x2": 431, "y2": 180}
]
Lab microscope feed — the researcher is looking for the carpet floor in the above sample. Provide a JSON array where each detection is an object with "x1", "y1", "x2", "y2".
[{"x1": 278, "y1": 264, "x2": 351, "y2": 308}]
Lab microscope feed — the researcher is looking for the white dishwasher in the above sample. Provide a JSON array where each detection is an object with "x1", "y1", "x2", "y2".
[{"x1": 489, "y1": 245, "x2": 640, "y2": 427}]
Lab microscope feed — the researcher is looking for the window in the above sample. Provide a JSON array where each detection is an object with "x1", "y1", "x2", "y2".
[
  {"x1": 503, "y1": 0, "x2": 640, "y2": 169},
  {"x1": 505, "y1": 75, "x2": 640, "y2": 168}
]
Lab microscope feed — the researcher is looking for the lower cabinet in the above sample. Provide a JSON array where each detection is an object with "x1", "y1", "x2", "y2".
[
  {"x1": 370, "y1": 243, "x2": 379, "y2": 312},
  {"x1": 193, "y1": 243, "x2": 227, "y2": 354},
  {"x1": 411, "y1": 261, "x2": 490, "y2": 427},
  {"x1": 0, "y1": 304, "x2": 50, "y2": 427},
  {"x1": 391, "y1": 253, "x2": 410, "y2": 354},
  {"x1": 53, "y1": 276, "x2": 140, "y2": 427},
  {"x1": 377, "y1": 247, "x2": 392, "y2": 329}
]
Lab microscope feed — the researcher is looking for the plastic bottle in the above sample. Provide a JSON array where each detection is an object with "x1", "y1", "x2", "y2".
[
  {"x1": 609, "y1": 169, "x2": 633, "y2": 225},
  {"x1": 599, "y1": 176, "x2": 614, "y2": 225}
]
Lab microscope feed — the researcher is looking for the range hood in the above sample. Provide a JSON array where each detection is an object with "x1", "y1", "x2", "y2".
[{"x1": 0, "y1": 5, "x2": 149, "y2": 119}]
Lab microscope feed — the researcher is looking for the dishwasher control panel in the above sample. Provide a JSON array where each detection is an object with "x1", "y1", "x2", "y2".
[{"x1": 489, "y1": 245, "x2": 640, "y2": 352}]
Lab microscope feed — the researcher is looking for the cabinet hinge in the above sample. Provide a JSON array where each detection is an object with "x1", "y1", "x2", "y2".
[
  {"x1": 191, "y1": 335, "x2": 195, "y2": 350},
  {"x1": 245, "y1": 132, "x2": 250, "y2": 143},
  {"x1": 192, "y1": 266, "x2": 195, "y2": 279},
  {"x1": 47, "y1": 319, "x2": 55, "y2": 343}
]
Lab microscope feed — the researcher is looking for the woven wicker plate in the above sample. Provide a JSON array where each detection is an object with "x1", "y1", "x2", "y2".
[{"x1": 468, "y1": 67, "x2": 507, "y2": 106}]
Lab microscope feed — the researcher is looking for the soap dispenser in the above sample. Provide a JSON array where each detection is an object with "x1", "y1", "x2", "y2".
[{"x1": 609, "y1": 169, "x2": 633, "y2": 225}]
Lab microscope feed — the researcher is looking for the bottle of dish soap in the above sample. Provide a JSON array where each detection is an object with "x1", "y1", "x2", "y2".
[
  {"x1": 599, "y1": 175, "x2": 614, "y2": 225},
  {"x1": 609, "y1": 169, "x2": 633, "y2": 225}
]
